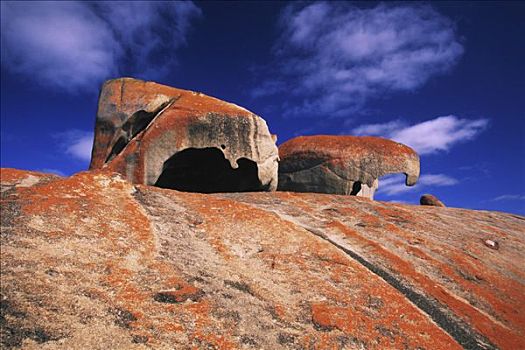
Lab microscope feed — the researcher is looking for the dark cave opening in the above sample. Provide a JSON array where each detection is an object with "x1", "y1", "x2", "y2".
[
  {"x1": 350, "y1": 181, "x2": 362, "y2": 195},
  {"x1": 154, "y1": 147, "x2": 262, "y2": 193},
  {"x1": 106, "y1": 136, "x2": 127, "y2": 163}
]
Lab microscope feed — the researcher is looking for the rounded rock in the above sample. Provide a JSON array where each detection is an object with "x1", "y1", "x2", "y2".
[
  {"x1": 89, "y1": 78, "x2": 279, "y2": 192},
  {"x1": 278, "y1": 135, "x2": 420, "y2": 199},
  {"x1": 420, "y1": 194, "x2": 446, "y2": 207}
]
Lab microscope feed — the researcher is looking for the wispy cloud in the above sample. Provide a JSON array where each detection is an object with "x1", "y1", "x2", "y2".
[
  {"x1": 256, "y1": 2, "x2": 463, "y2": 116},
  {"x1": 55, "y1": 130, "x2": 94, "y2": 162},
  {"x1": 1, "y1": 1, "x2": 201, "y2": 92},
  {"x1": 419, "y1": 174, "x2": 459, "y2": 186},
  {"x1": 250, "y1": 80, "x2": 287, "y2": 98},
  {"x1": 352, "y1": 115, "x2": 488, "y2": 155},
  {"x1": 491, "y1": 194, "x2": 525, "y2": 202},
  {"x1": 378, "y1": 173, "x2": 458, "y2": 196}
]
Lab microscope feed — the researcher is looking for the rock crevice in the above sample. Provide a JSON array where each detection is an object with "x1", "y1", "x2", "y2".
[{"x1": 105, "y1": 97, "x2": 177, "y2": 163}]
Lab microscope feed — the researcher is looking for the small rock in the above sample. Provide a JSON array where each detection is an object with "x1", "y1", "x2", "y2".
[
  {"x1": 483, "y1": 239, "x2": 499, "y2": 250},
  {"x1": 420, "y1": 194, "x2": 446, "y2": 207}
]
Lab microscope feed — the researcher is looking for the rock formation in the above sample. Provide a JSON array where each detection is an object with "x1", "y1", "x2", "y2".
[
  {"x1": 420, "y1": 194, "x2": 446, "y2": 207},
  {"x1": 2, "y1": 168, "x2": 524, "y2": 349},
  {"x1": 278, "y1": 135, "x2": 420, "y2": 199},
  {"x1": 89, "y1": 78, "x2": 279, "y2": 192}
]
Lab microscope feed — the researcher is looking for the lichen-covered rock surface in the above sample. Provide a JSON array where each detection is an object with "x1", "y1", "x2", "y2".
[
  {"x1": 278, "y1": 135, "x2": 420, "y2": 199},
  {"x1": 89, "y1": 78, "x2": 278, "y2": 191},
  {"x1": 1, "y1": 168, "x2": 524, "y2": 350}
]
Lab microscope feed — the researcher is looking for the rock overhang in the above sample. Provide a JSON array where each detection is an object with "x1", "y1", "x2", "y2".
[
  {"x1": 89, "y1": 79, "x2": 424, "y2": 197},
  {"x1": 277, "y1": 135, "x2": 420, "y2": 198},
  {"x1": 89, "y1": 78, "x2": 279, "y2": 192}
]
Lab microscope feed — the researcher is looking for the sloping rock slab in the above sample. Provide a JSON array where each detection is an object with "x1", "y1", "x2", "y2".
[{"x1": 1, "y1": 168, "x2": 524, "y2": 349}]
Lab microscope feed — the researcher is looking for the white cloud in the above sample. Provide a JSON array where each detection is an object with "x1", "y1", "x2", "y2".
[
  {"x1": 491, "y1": 194, "x2": 525, "y2": 202},
  {"x1": 67, "y1": 135, "x2": 94, "y2": 162},
  {"x1": 377, "y1": 173, "x2": 458, "y2": 196},
  {"x1": 56, "y1": 130, "x2": 94, "y2": 162},
  {"x1": 251, "y1": 80, "x2": 287, "y2": 98},
  {"x1": 419, "y1": 174, "x2": 459, "y2": 186},
  {"x1": 1, "y1": 1, "x2": 201, "y2": 92},
  {"x1": 351, "y1": 120, "x2": 405, "y2": 136},
  {"x1": 1, "y1": 2, "x2": 118, "y2": 91},
  {"x1": 352, "y1": 115, "x2": 488, "y2": 155},
  {"x1": 257, "y1": 2, "x2": 463, "y2": 116}
]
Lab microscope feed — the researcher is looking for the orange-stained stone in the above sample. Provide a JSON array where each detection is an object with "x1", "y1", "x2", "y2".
[
  {"x1": 278, "y1": 135, "x2": 420, "y2": 198},
  {"x1": 89, "y1": 78, "x2": 279, "y2": 191},
  {"x1": 1, "y1": 168, "x2": 523, "y2": 349}
]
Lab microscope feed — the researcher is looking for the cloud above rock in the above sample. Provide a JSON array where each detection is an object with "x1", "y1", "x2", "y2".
[
  {"x1": 491, "y1": 194, "x2": 525, "y2": 202},
  {"x1": 0, "y1": 1, "x2": 201, "y2": 92},
  {"x1": 55, "y1": 130, "x2": 94, "y2": 162},
  {"x1": 378, "y1": 173, "x2": 459, "y2": 196},
  {"x1": 352, "y1": 115, "x2": 488, "y2": 155},
  {"x1": 256, "y1": 2, "x2": 464, "y2": 116}
]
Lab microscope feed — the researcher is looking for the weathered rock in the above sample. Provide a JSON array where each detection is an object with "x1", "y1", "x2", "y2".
[
  {"x1": 278, "y1": 135, "x2": 420, "y2": 199},
  {"x1": 89, "y1": 78, "x2": 279, "y2": 192},
  {"x1": 420, "y1": 193, "x2": 446, "y2": 207},
  {"x1": 483, "y1": 239, "x2": 500, "y2": 250},
  {"x1": 2, "y1": 168, "x2": 524, "y2": 349}
]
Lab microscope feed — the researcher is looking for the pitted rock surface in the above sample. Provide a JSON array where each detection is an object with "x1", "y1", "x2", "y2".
[
  {"x1": 421, "y1": 194, "x2": 446, "y2": 207},
  {"x1": 278, "y1": 135, "x2": 420, "y2": 199},
  {"x1": 1, "y1": 168, "x2": 524, "y2": 349},
  {"x1": 89, "y1": 78, "x2": 278, "y2": 192}
]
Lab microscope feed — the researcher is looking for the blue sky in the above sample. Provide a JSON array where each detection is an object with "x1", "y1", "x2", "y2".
[{"x1": 1, "y1": 1, "x2": 524, "y2": 215}]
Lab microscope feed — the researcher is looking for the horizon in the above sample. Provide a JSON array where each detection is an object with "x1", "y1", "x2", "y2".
[{"x1": 1, "y1": 1, "x2": 524, "y2": 215}]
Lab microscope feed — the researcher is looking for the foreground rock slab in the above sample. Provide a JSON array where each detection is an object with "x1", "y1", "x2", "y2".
[
  {"x1": 1, "y1": 168, "x2": 524, "y2": 349},
  {"x1": 277, "y1": 135, "x2": 420, "y2": 199},
  {"x1": 89, "y1": 78, "x2": 279, "y2": 192}
]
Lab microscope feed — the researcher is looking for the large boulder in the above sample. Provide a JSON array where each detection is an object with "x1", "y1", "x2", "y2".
[
  {"x1": 278, "y1": 135, "x2": 420, "y2": 199},
  {"x1": 89, "y1": 78, "x2": 279, "y2": 192},
  {"x1": 2, "y1": 168, "x2": 524, "y2": 349}
]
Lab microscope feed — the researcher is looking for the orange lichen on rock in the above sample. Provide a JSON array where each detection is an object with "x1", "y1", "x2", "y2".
[
  {"x1": 90, "y1": 78, "x2": 257, "y2": 170},
  {"x1": 89, "y1": 78, "x2": 279, "y2": 192},
  {"x1": 278, "y1": 135, "x2": 420, "y2": 198},
  {"x1": 219, "y1": 191, "x2": 525, "y2": 349},
  {"x1": 279, "y1": 135, "x2": 418, "y2": 161},
  {"x1": 157, "y1": 189, "x2": 462, "y2": 349},
  {"x1": 0, "y1": 167, "x2": 60, "y2": 187},
  {"x1": 1, "y1": 168, "x2": 524, "y2": 349}
]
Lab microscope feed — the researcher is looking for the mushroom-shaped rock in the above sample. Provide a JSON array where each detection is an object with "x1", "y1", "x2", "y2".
[
  {"x1": 89, "y1": 78, "x2": 279, "y2": 192},
  {"x1": 420, "y1": 194, "x2": 446, "y2": 207},
  {"x1": 278, "y1": 135, "x2": 420, "y2": 199}
]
